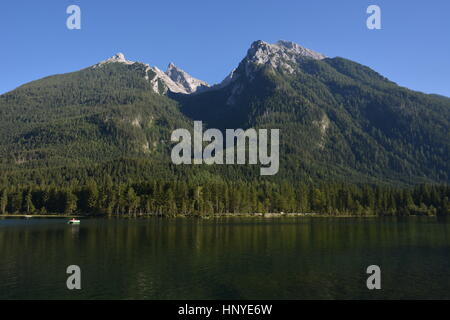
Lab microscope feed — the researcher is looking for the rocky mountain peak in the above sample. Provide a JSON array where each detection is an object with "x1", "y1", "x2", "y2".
[
  {"x1": 245, "y1": 40, "x2": 326, "y2": 74},
  {"x1": 111, "y1": 53, "x2": 127, "y2": 62},
  {"x1": 214, "y1": 40, "x2": 327, "y2": 105},
  {"x1": 275, "y1": 40, "x2": 326, "y2": 60},
  {"x1": 165, "y1": 63, "x2": 209, "y2": 94},
  {"x1": 92, "y1": 54, "x2": 208, "y2": 95},
  {"x1": 95, "y1": 53, "x2": 136, "y2": 67}
]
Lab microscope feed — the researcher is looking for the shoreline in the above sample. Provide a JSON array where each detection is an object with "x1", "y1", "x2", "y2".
[
  {"x1": 0, "y1": 213, "x2": 403, "y2": 219},
  {"x1": 0, "y1": 214, "x2": 83, "y2": 218}
]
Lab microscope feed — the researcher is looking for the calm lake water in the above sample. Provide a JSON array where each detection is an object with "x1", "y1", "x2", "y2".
[{"x1": 0, "y1": 217, "x2": 449, "y2": 300}]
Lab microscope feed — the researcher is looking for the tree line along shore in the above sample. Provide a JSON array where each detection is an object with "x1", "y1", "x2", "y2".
[{"x1": 0, "y1": 179, "x2": 448, "y2": 217}]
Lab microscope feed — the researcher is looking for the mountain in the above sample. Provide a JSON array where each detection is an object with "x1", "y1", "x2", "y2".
[
  {"x1": 94, "y1": 53, "x2": 208, "y2": 94},
  {"x1": 175, "y1": 40, "x2": 450, "y2": 184},
  {"x1": 0, "y1": 41, "x2": 449, "y2": 186},
  {"x1": 0, "y1": 58, "x2": 196, "y2": 184}
]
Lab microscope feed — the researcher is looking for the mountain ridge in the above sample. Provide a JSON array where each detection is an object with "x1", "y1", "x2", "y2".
[
  {"x1": 92, "y1": 53, "x2": 209, "y2": 95},
  {"x1": 0, "y1": 39, "x2": 449, "y2": 186}
]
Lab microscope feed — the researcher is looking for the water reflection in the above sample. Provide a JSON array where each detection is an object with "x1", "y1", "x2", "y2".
[
  {"x1": 69, "y1": 225, "x2": 80, "y2": 240},
  {"x1": 0, "y1": 217, "x2": 449, "y2": 299}
]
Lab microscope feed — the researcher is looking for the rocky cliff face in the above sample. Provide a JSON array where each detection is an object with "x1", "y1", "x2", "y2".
[
  {"x1": 166, "y1": 63, "x2": 209, "y2": 94},
  {"x1": 244, "y1": 40, "x2": 326, "y2": 74},
  {"x1": 94, "y1": 53, "x2": 209, "y2": 95}
]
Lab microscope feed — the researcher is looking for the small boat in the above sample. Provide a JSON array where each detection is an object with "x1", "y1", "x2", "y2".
[
  {"x1": 24, "y1": 215, "x2": 33, "y2": 219},
  {"x1": 68, "y1": 218, "x2": 81, "y2": 225}
]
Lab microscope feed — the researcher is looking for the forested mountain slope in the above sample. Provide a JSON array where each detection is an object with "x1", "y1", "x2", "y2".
[
  {"x1": 0, "y1": 40, "x2": 449, "y2": 187},
  {"x1": 176, "y1": 41, "x2": 450, "y2": 184},
  {"x1": 0, "y1": 62, "x2": 195, "y2": 184}
]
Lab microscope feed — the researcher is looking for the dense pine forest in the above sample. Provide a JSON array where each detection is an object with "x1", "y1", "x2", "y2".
[{"x1": 0, "y1": 180, "x2": 448, "y2": 217}]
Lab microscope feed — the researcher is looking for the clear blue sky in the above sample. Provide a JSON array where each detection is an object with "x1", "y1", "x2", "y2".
[{"x1": 1, "y1": 0, "x2": 449, "y2": 96}]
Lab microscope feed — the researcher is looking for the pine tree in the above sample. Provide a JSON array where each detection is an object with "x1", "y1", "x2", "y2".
[
  {"x1": 86, "y1": 180, "x2": 99, "y2": 214},
  {"x1": 24, "y1": 190, "x2": 35, "y2": 213},
  {"x1": 63, "y1": 191, "x2": 78, "y2": 214},
  {"x1": 126, "y1": 187, "x2": 139, "y2": 215},
  {"x1": 0, "y1": 190, "x2": 7, "y2": 214}
]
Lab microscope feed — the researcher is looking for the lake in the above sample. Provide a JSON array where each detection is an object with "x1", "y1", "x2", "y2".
[{"x1": 0, "y1": 217, "x2": 449, "y2": 300}]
